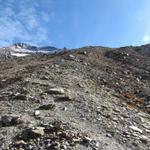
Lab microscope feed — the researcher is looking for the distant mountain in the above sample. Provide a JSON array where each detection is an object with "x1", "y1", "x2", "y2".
[
  {"x1": 0, "y1": 43, "x2": 150, "y2": 60},
  {"x1": 13, "y1": 43, "x2": 38, "y2": 51},
  {"x1": 39, "y1": 46, "x2": 58, "y2": 51},
  {"x1": 0, "y1": 43, "x2": 61, "y2": 59}
]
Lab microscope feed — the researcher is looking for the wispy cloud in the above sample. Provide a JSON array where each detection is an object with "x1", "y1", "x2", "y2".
[
  {"x1": 0, "y1": 0, "x2": 54, "y2": 47},
  {"x1": 143, "y1": 35, "x2": 150, "y2": 43}
]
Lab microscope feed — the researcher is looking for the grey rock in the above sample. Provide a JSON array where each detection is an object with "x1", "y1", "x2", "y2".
[
  {"x1": 1, "y1": 115, "x2": 23, "y2": 126},
  {"x1": 34, "y1": 110, "x2": 40, "y2": 116},
  {"x1": 106, "y1": 133, "x2": 112, "y2": 138},
  {"x1": 32, "y1": 127, "x2": 45, "y2": 136},
  {"x1": 55, "y1": 95, "x2": 73, "y2": 102},
  {"x1": 20, "y1": 127, "x2": 45, "y2": 141},
  {"x1": 13, "y1": 93, "x2": 27, "y2": 100},
  {"x1": 129, "y1": 126, "x2": 143, "y2": 133},
  {"x1": 140, "y1": 135, "x2": 150, "y2": 143},
  {"x1": 46, "y1": 88, "x2": 65, "y2": 95},
  {"x1": 38, "y1": 104, "x2": 56, "y2": 110}
]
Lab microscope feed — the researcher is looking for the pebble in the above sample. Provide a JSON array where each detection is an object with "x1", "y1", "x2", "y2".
[
  {"x1": 112, "y1": 117, "x2": 119, "y2": 122},
  {"x1": 38, "y1": 104, "x2": 56, "y2": 110},
  {"x1": 83, "y1": 136, "x2": 92, "y2": 144},
  {"x1": 46, "y1": 88, "x2": 65, "y2": 95},
  {"x1": 15, "y1": 140, "x2": 26, "y2": 147},
  {"x1": 140, "y1": 135, "x2": 150, "y2": 143},
  {"x1": 63, "y1": 107, "x2": 67, "y2": 111},
  {"x1": 34, "y1": 110, "x2": 40, "y2": 116},
  {"x1": 55, "y1": 95, "x2": 73, "y2": 101},
  {"x1": 129, "y1": 126, "x2": 143, "y2": 133},
  {"x1": 16, "y1": 140, "x2": 26, "y2": 144},
  {"x1": 32, "y1": 127, "x2": 45, "y2": 136},
  {"x1": 69, "y1": 54, "x2": 75, "y2": 59},
  {"x1": 106, "y1": 133, "x2": 112, "y2": 138}
]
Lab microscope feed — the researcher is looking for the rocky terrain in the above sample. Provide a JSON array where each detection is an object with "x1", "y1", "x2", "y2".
[
  {"x1": 0, "y1": 45, "x2": 150, "y2": 150},
  {"x1": 0, "y1": 43, "x2": 60, "y2": 59}
]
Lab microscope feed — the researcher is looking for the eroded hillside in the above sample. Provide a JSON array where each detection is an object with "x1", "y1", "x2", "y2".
[{"x1": 0, "y1": 46, "x2": 150, "y2": 150}]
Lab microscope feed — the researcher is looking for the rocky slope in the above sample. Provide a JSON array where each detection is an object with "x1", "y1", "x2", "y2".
[{"x1": 0, "y1": 45, "x2": 149, "y2": 150}]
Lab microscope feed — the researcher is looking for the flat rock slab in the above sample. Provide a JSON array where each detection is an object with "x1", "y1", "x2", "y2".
[{"x1": 46, "y1": 88, "x2": 65, "y2": 95}]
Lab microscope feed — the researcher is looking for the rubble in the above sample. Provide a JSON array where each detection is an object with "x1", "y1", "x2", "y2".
[
  {"x1": 11, "y1": 121, "x2": 98, "y2": 149},
  {"x1": 1, "y1": 115, "x2": 23, "y2": 127},
  {"x1": 0, "y1": 45, "x2": 149, "y2": 150},
  {"x1": 17, "y1": 126, "x2": 45, "y2": 141}
]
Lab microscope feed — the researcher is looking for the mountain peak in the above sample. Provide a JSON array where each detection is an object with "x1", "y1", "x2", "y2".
[
  {"x1": 0, "y1": 43, "x2": 60, "y2": 59},
  {"x1": 12, "y1": 43, "x2": 37, "y2": 50}
]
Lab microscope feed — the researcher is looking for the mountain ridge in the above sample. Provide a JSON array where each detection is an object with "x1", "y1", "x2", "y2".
[
  {"x1": 0, "y1": 43, "x2": 61, "y2": 59},
  {"x1": 0, "y1": 43, "x2": 150, "y2": 60}
]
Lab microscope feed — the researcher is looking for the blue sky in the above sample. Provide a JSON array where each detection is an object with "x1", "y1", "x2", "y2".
[{"x1": 0, "y1": 0, "x2": 150, "y2": 48}]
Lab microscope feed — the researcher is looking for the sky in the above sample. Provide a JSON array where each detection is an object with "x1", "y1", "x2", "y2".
[{"x1": 0, "y1": 0, "x2": 150, "y2": 48}]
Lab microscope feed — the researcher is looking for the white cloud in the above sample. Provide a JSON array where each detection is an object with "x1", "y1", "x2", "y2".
[
  {"x1": 143, "y1": 35, "x2": 150, "y2": 42},
  {"x1": 0, "y1": 0, "x2": 54, "y2": 47}
]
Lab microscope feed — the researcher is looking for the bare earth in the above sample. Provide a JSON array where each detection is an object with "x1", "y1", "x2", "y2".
[{"x1": 0, "y1": 46, "x2": 150, "y2": 150}]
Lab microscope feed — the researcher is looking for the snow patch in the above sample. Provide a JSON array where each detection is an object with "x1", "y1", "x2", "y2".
[{"x1": 11, "y1": 52, "x2": 29, "y2": 57}]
